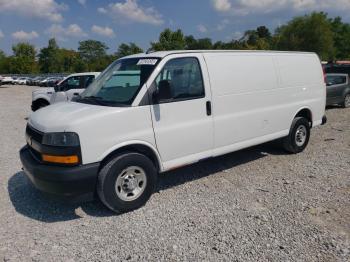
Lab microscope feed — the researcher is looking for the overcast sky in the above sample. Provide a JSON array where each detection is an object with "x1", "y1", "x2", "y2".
[{"x1": 0, "y1": 0, "x2": 350, "y2": 54}]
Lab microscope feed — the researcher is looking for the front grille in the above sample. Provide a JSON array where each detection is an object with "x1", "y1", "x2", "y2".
[{"x1": 26, "y1": 124, "x2": 43, "y2": 143}]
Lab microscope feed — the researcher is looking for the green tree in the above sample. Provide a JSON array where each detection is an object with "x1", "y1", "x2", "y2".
[
  {"x1": 0, "y1": 50, "x2": 7, "y2": 74},
  {"x1": 256, "y1": 26, "x2": 271, "y2": 39},
  {"x1": 38, "y1": 38, "x2": 61, "y2": 73},
  {"x1": 78, "y1": 40, "x2": 109, "y2": 71},
  {"x1": 329, "y1": 16, "x2": 350, "y2": 59},
  {"x1": 150, "y1": 29, "x2": 186, "y2": 51},
  {"x1": 115, "y1": 43, "x2": 143, "y2": 58},
  {"x1": 185, "y1": 36, "x2": 213, "y2": 49},
  {"x1": 275, "y1": 12, "x2": 335, "y2": 60},
  {"x1": 11, "y1": 42, "x2": 37, "y2": 73}
]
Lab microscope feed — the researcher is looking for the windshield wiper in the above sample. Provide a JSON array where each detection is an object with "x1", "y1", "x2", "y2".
[
  {"x1": 76, "y1": 95, "x2": 107, "y2": 105},
  {"x1": 82, "y1": 95, "x2": 104, "y2": 100},
  {"x1": 76, "y1": 95, "x2": 128, "y2": 107}
]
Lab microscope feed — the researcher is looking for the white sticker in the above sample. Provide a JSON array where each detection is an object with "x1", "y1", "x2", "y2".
[{"x1": 137, "y1": 59, "x2": 158, "y2": 65}]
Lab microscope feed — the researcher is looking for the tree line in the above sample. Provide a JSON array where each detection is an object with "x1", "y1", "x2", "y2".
[{"x1": 0, "y1": 12, "x2": 349, "y2": 74}]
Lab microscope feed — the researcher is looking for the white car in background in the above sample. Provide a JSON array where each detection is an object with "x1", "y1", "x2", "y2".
[
  {"x1": 0, "y1": 76, "x2": 14, "y2": 85},
  {"x1": 17, "y1": 77, "x2": 29, "y2": 85},
  {"x1": 1, "y1": 76, "x2": 14, "y2": 85},
  {"x1": 31, "y1": 72, "x2": 100, "y2": 111}
]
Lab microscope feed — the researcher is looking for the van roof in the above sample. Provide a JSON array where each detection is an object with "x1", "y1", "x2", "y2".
[{"x1": 123, "y1": 50, "x2": 317, "y2": 59}]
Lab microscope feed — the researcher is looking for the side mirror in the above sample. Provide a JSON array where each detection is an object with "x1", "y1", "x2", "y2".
[
  {"x1": 156, "y1": 80, "x2": 172, "y2": 102},
  {"x1": 152, "y1": 90, "x2": 159, "y2": 104}
]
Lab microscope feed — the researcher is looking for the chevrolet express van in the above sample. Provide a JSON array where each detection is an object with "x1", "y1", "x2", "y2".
[{"x1": 20, "y1": 51, "x2": 327, "y2": 213}]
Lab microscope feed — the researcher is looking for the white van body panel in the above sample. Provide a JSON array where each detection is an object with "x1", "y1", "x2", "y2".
[
  {"x1": 29, "y1": 102, "x2": 157, "y2": 165},
  {"x1": 28, "y1": 51, "x2": 326, "y2": 172},
  {"x1": 202, "y1": 52, "x2": 325, "y2": 157}
]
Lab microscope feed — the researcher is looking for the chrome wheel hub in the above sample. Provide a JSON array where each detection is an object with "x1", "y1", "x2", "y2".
[
  {"x1": 295, "y1": 125, "x2": 307, "y2": 147},
  {"x1": 115, "y1": 166, "x2": 147, "y2": 201}
]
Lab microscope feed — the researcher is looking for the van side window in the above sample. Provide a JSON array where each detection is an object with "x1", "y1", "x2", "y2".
[{"x1": 154, "y1": 57, "x2": 204, "y2": 102}]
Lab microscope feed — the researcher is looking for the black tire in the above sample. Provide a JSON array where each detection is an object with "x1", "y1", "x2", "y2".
[
  {"x1": 32, "y1": 99, "x2": 49, "y2": 111},
  {"x1": 282, "y1": 117, "x2": 310, "y2": 154},
  {"x1": 342, "y1": 93, "x2": 350, "y2": 108},
  {"x1": 97, "y1": 152, "x2": 157, "y2": 213}
]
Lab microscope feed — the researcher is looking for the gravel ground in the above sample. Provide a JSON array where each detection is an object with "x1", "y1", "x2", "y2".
[{"x1": 0, "y1": 85, "x2": 349, "y2": 262}]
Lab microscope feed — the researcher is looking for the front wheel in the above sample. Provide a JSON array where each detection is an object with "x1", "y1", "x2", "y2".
[
  {"x1": 97, "y1": 152, "x2": 157, "y2": 213},
  {"x1": 32, "y1": 99, "x2": 49, "y2": 111},
  {"x1": 282, "y1": 117, "x2": 310, "y2": 154}
]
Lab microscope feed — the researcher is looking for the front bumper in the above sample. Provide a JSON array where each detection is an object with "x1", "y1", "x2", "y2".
[{"x1": 20, "y1": 146, "x2": 100, "y2": 202}]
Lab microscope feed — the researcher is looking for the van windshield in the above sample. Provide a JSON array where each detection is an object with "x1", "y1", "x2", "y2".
[{"x1": 77, "y1": 58, "x2": 159, "y2": 106}]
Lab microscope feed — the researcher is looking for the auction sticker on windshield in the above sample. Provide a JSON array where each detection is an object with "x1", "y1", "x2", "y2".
[{"x1": 137, "y1": 59, "x2": 158, "y2": 65}]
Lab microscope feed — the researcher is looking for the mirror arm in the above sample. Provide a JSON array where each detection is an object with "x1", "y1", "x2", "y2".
[{"x1": 152, "y1": 91, "x2": 159, "y2": 104}]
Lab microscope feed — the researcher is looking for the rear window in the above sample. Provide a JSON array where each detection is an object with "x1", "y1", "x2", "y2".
[{"x1": 326, "y1": 75, "x2": 347, "y2": 86}]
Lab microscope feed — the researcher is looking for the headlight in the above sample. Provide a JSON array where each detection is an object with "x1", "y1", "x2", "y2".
[{"x1": 42, "y1": 132, "x2": 80, "y2": 147}]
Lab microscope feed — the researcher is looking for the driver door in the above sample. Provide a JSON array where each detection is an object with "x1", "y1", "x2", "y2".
[{"x1": 149, "y1": 54, "x2": 214, "y2": 170}]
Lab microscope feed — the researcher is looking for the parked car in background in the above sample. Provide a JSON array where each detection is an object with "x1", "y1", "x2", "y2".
[
  {"x1": 12, "y1": 76, "x2": 20, "y2": 84},
  {"x1": 12, "y1": 77, "x2": 20, "y2": 85},
  {"x1": 33, "y1": 77, "x2": 46, "y2": 86},
  {"x1": 27, "y1": 77, "x2": 41, "y2": 86},
  {"x1": 38, "y1": 77, "x2": 50, "y2": 87},
  {"x1": 46, "y1": 77, "x2": 63, "y2": 87},
  {"x1": 21, "y1": 51, "x2": 327, "y2": 213},
  {"x1": 31, "y1": 72, "x2": 100, "y2": 111},
  {"x1": 17, "y1": 77, "x2": 30, "y2": 85},
  {"x1": 326, "y1": 73, "x2": 350, "y2": 108},
  {"x1": 324, "y1": 62, "x2": 350, "y2": 78},
  {"x1": 0, "y1": 76, "x2": 14, "y2": 85}
]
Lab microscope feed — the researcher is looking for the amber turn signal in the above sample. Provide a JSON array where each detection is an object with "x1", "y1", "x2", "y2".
[{"x1": 42, "y1": 154, "x2": 79, "y2": 164}]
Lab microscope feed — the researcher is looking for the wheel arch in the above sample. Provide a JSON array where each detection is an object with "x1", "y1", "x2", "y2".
[
  {"x1": 33, "y1": 96, "x2": 50, "y2": 104},
  {"x1": 342, "y1": 87, "x2": 350, "y2": 97},
  {"x1": 32, "y1": 97, "x2": 50, "y2": 111},
  {"x1": 99, "y1": 141, "x2": 163, "y2": 173},
  {"x1": 293, "y1": 107, "x2": 313, "y2": 127}
]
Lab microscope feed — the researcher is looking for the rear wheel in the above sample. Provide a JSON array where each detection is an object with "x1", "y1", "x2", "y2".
[
  {"x1": 282, "y1": 117, "x2": 310, "y2": 154},
  {"x1": 342, "y1": 93, "x2": 350, "y2": 108},
  {"x1": 97, "y1": 152, "x2": 157, "y2": 213}
]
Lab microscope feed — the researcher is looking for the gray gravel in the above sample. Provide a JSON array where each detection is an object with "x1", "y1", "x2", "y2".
[{"x1": 0, "y1": 85, "x2": 349, "y2": 262}]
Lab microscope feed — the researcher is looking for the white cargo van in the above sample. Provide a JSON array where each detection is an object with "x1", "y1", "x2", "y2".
[{"x1": 20, "y1": 51, "x2": 327, "y2": 213}]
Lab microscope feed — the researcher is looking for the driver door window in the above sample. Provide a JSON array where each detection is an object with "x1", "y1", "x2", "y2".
[{"x1": 154, "y1": 57, "x2": 205, "y2": 103}]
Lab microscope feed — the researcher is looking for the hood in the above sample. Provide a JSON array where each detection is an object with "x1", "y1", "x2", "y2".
[
  {"x1": 32, "y1": 87, "x2": 54, "y2": 95},
  {"x1": 28, "y1": 101, "x2": 128, "y2": 133}
]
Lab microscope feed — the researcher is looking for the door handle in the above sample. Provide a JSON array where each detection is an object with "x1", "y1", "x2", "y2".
[
  {"x1": 73, "y1": 93, "x2": 79, "y2": 96},
  {"x1": 206, "y1": 101, "x2": 212, "y2": 116}
]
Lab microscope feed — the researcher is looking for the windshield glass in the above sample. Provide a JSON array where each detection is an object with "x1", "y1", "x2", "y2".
[{"x1": 77, "y1": 58, "x2": 159, "y2": 106}]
